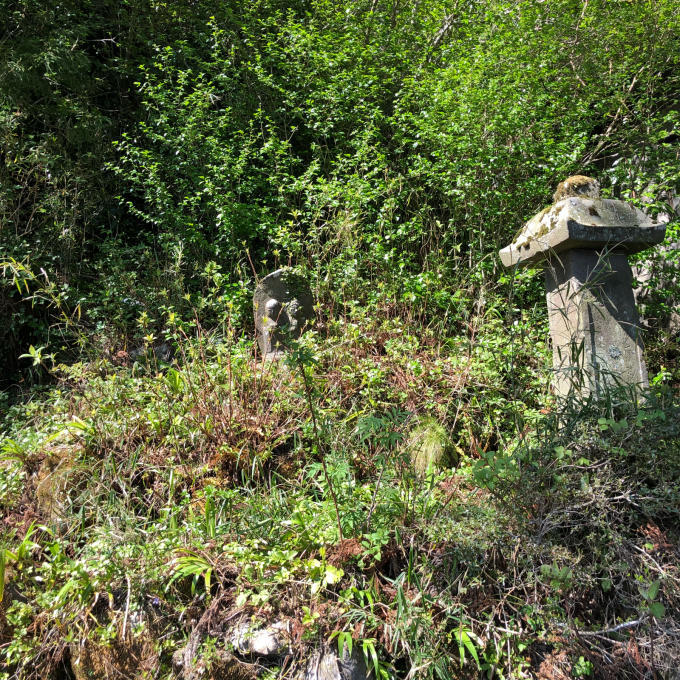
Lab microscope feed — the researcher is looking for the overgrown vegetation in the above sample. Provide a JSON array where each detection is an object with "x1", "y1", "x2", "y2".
[
  {"x1": 1, "y1": 0, "x2": 679, "y2": 678},
  {"x1": 1, "y1": 321, "x2": 679, "y2": 678}
]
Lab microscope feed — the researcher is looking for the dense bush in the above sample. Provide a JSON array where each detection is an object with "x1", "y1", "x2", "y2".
[{"x1": 2, "y1": 0, "x2": 679, "y2": 380}]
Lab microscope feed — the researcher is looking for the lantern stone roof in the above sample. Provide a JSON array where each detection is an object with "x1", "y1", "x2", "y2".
[{"x1": 499, "y1": 195, "x2": 665, "y2": 268}]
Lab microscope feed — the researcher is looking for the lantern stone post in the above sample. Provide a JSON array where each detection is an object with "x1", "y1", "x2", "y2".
[{"x1": 499, "y1": 176, "x2": 666, "y2": 398}]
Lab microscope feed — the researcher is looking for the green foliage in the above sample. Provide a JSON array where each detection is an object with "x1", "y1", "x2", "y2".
[
  {"x1": 1, "y1": 0, "x2": 680, "y2": 678},
  {"x1": 111, "y1": 0, "x2": 680, "y2": 282},
  {"x1": 2, "y1": 0, "x2": 679, "y2": 381}
]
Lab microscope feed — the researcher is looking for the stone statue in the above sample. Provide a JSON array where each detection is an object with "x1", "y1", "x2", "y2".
[{"x1": 253, "y1": 268, "x2": 314, "y2": 358}]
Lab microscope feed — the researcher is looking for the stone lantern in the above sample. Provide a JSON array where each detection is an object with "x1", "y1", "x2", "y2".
[{"x1": 499, "y1": 176, "x2": 666, "y2": 398}]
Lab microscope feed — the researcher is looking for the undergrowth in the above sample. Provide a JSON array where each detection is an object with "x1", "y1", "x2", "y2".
[{"x1": 1, "y1": 303, "x2": 678, "y2": 680}]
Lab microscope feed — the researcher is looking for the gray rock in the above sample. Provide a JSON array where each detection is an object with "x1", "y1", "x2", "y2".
[
  {"x1": 128, "y1": 341, "x2": 173, "y2": 363},
  {"x1": 301, "y1": 647, "x2": 372, "y2": 680},
  {"x1": 553, "y1": 174, "x2": 601, "y2": 202},
  {"x1": 500, "y1": 196, "x2": 663, "y2": 268},
  {"x1": 545, "y1": 250, "x2": 648, "y2": 397},
  {"x1": 253, "y1": 268, "x2": 314, "y2": 358},
  {"x1": 229, "y1": 620, "x2": 290, "y2": 657}
]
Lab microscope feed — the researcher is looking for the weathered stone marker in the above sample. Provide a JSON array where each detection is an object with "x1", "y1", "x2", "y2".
[
  {"x1": 499, "y1": 176, "x2": 666, "y2": 397},
  {"x1": 253, "y1": 268, "x2": 314, "y2": 358}
]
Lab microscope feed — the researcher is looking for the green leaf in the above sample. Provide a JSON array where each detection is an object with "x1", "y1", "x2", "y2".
[
  {"x1": 649, "y1": 601, "x2": 665, "y2": 618},
  {"x1": 165, "y1": 368, "x2": 184, "y2": 394},
  {"x1": 362, "y1": 639, "x2": 380, "y2": 677},
  {"x1": 454, "y1": 626, "x2": 480, "y2": 669},
  {"x1": 334, "y1": 631, "x2": 352, "y2": 659},
  {"x1": 0, "y1": 550, "x2": 5, "y2": 604},
  {"x1": 647, "y1": 580, "x2": 660, "y2": 601},
  {"x1": 324, "y1": 565, "x2": 344, "y2": 586}
]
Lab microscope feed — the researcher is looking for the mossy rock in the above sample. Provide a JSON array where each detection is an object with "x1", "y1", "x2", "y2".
[
  {"x1": 407, "y1": 418, "x2": 457, "y2": 476},
  {"x1": 552, "y1": 174, "x2": 600, "y2": 202}
]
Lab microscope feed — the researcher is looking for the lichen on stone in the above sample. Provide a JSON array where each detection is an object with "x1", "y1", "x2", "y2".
[{"x1": 511, "y1": 175, "x2": 602, "y2": 250}]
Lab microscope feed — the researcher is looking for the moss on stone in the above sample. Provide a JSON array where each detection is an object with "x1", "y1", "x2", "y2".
[{"x1": 553, "y1": 175, "x2": 600, "y2": 202}]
